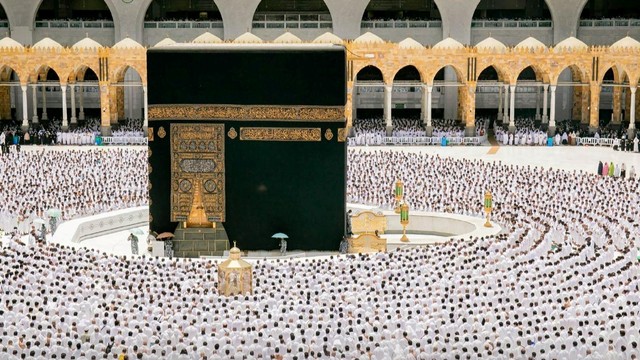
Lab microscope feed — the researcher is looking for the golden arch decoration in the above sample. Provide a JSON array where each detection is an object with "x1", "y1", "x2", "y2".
[{"x1": 391, "y1": 64, "x2": 424, "y2": 83}]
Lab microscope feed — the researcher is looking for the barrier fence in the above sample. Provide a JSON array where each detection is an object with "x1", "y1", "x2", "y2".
[
  {"x1": 101, "y1": 137, "x2": 148, "y2": 146},
  {"x1": 348, "y1": 135, "x2": 486, "y2": 146},
  {"x1": 576, "y1": 138, "x2": 616, "y2": 147}
]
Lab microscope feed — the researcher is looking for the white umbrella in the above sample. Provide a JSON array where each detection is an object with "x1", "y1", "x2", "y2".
[
  {"x1": 33, "y1": 218, "x2": 46, "y2": 225},
  {"x1": 271, "y1": 233, "x2": 289, "y2": 239},
  {"x1": 131, "y1": 228, "x2": 145, "y2": 235},
  {"x1": 46, "y1": 208, "x2": 62, "y2": 218}
]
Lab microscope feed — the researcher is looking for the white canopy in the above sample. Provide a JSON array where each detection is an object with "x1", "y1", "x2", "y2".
[
  {"x1": 475, "y1": 37, "x2": 507, "y2": 52},
  {"x1": 398, "y1": 38, "x2": 424, "y2": 49},
  {"x1": 233, "y1": 32, "x2": 263, "y2": 44},
  {"x1": 515, "y1": 37, "x2": 546, "y2": 50},
  {"x1": 610, "y1": 36, "x2": 640, "y2": 50},
  {"x1": 113, "y1": 37, "x2": 144, "y2": 49},
  {"x1": 153, "y1": 38, "x2": 176, "y2": 47},
  {"x1": 354, "y1": 32, "x2": 384, "y2": 44},
  {"x1": 0, "y1": 37, "x2": 23, "y2": 49},
  {"x1": 553, "y1": 36, "x2": 588, "y2": 52},
  {"x1": 72, "y1": 37, "x2": 102, "y2": 50},
  {"x1": 273, "y1": 32, "x2": 303, "y2": 44},
  {"x1": 192, "y1": 32, "x2": 223, "y2": 44},
  {"x1": 312, "y1": 32, "x2": 342, "y2": 44},
  {"x1": 33, "y1": 37, "x2": 64, "y2": 50},
  {"x1": 433, "y1": 37, "x2": 464, "y2": 50}
]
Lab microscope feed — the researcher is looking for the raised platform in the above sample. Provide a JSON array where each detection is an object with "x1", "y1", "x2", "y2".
[
  {"x1": 348, "y1": 203, "x2": 502, "y2": 251},
  {"x1": 172, "y1": 222, "x2": 230, "y2": 258}
]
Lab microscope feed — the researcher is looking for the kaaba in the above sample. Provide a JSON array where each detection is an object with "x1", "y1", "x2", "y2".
[{"x1": 147, "y1": 44, "x2": 347, "y2": 255}]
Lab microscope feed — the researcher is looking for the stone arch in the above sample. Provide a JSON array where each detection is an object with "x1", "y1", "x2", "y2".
[
  {"x1": 353, "y1": 64, "x2": 385, "y2": 120},
  {"x1": 112, "y1": 64, "x2": 144, "y2": 121},
  {"x1": 0, "y1": 64, "x2": 20, "y2": 120},
  {"x1": 430, "y1": 64, "x2": 465, "y2": 120},
  {"x1": 475, "y1": 65, "x2": 505, "y2": 122},
  {"x1": 362, "y1": 0, "x2": 441, "y2": 21},
  {"x1": 35, "y1": 0, "x2": 115, "y2": 21},
  {"x1": 32, "y1": 65, "x2": 61, "y2": 83},
  {"x1": 510, "y1": 64, "x2": 549, "y2": 85},
  {"x1": 476, "y1": 64, "x2": 506, "y2": 83},
  {"x1": 392, "y1": 65, "x2": 422, "y2": 83},
  {"x1": 473, "y1": 0, "x2": 551, "y2": 20},
  {"x1": 428, "y1": 64, "x2": 465, "y2": 85},
  {"x1": 144, "y1": 0, "x2": 222, "y2": 21},
  {"x1": 355, "y1": 64, "x2": 384, "y2": 82},
  {"x1": 580, "y1": 0, "x2": 640, "y2": 19},
  {"x1": 0, "y1": 2, "x2": 8, "y2": 23},
  {"x1": 391, "y1": 65, "x2": 422, "y2": 120},
  {"x1": 553, "y1": 64, "x2": 587, "y2": 85},
  {"x1": 67, "y1": 64, "x2": 100, "y2": 84},
  {"x1": 599, "y1": 64, "x2": 631, "y2": 85},
  {"x1": 599, "y1": 66, "x2": 629, "y2": 124},
  {"x1": 554, "y1": 64, "x2": 590, "y2": 123}
]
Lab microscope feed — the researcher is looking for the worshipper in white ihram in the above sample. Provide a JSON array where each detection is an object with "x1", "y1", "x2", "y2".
[{"x1": 1, "y1": 145, "x2": 639, "y2": 359}]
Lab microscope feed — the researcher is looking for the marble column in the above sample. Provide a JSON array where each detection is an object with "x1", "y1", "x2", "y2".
[
  {"x1": 143, "y1": 85, "x2": 148, "y2": 131},
  {"x1": 79, "y1": 86, "x2": 85, "y2": 121},
  {"x1": 384, "y1": 85, "x2": 392, "y2": 135},
  {"x1": 31, "y1": 85, "x2": 38, "y2": 123},
  {"x1": 425, "y1": 85, "x2": 433, "y2": 136},
  {"x1": 41, "y1": 84, "x2": 48, "y2": 121},
  {"x1": 21, "y1": 85, "x2": 28, "y2": 130},
  {"x1": 630, "y1": 86, "x2": 637, "y2": 129},
  {"x1": 70, "y1": 84, "x2": 77, "y2": 125},
  {"x1": 629, "y1": 86, "x2": 637, "y2": 139},
  {"x1": 535, "y1": 85, "x2": 541, "y2": 120},
  {"x1": 497, "y1": 84, "x2": 503, "y2": 121},
  {"x1": 549, "y1": 85, "x2": 557, "y2": 134},
  {"x1": 61, "y1": 85, "x2": 68, "y2": 130},
  {"x1": 503, "y1": 84, "x2": 509, "y2": 124},
  {"x1": 509, "y1": 85, "x2": 516, "y2": 129},
  {"x1": 542, "y1": 84, "x2": 549, "y2": 123}
]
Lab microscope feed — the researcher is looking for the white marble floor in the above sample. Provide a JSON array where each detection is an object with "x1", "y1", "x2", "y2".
[{"x1": 352, "y1": 145, "x2": 640, "y2": 173}]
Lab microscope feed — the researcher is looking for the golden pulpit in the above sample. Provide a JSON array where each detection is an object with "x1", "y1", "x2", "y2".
[
  {"x1": 348, "y1": 233, "x2": 387, "y2": 253},
  {"x1": 351, "y1": 210, "x2": 388, "y2": 235},
  {"x1": 348, "y1": 210, "x2": 388, "y2": 253}
]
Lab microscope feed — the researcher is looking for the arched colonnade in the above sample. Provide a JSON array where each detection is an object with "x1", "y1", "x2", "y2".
[
  {"x1": 0, "y1": 37, "x2": 146, "y2": 135},
  {"x1": 347, "y1": 35, "x2": 640, "y2": 137}
]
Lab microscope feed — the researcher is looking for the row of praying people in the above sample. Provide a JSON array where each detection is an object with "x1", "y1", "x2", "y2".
[
  {"x1": 597, "y1": 161, "x2": 636, "y2": 179},
  {"x1": 0, "y1": 148, "x2": 147, "y2": 235},
  {"x1": 0, "y1": 146, "x2": 639, "y2": 359}
]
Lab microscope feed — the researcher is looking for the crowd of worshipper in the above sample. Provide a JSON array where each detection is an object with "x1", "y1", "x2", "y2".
[
  {"x1": 0, "y1": 118, "x2": 145, "y2": 150},
  {"x1": 0, "y1": 148, "x2": 147, "y2": 236},
  {"x1": 597, "y1": 161, "x2": 637, "y2": 179},
  {"x1": 350, "y1": 118, "x2": 487, "y2": 146},
  {"x1": 1, "y1": 148, "x2": 639, "y2": 359},
  {"x1": 495, "y1": 118, "x2": 550, "y2": 146}
]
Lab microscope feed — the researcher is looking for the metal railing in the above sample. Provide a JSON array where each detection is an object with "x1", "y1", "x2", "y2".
[
  {"x1": 35, "y1": 20, "x2": 114, "y2": 28},
  {"x1": 576, "y1": 137, "x2": 616, "y2": 146},
  {"x1": 348, "y1": 135, "x2": 485, "y2": 146},
  {"x1": 471, "y1": 20, "x2": 552, "y2": 28},
  {"x1": 101, "y1": 136, "x2": 148, "y2": 145},
  {"x1": 144, "y1": 21, "x2": 223, "y2": 29},
  {"x1": 362, "y1": 20, "x2": 442, "y2": 29},
  {"x1": 30, "y1": 17, "x2": 640, "y2": 31},
  {"x1": 579, "y1": 19, "x2": 640, "y2": 27}
]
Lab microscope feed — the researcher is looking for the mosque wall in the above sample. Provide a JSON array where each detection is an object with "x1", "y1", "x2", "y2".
[
  {"x1": 578, "y1": 27, "x2": 640, "y2": 46},
  {"x1": 33, "y1": 29, "x2": 115, "y2": 47}
]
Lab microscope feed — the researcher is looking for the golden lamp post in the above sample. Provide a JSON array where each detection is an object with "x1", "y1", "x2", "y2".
[
  {"x1": 400, "y1": 202, "x2": 410, "y2": 242},
  {"x1": 394, "y1": 179, "x2": 404, "y2": 214},
  {"x1": 484, "y1": 190, "x2": 493, "y2": 228}
]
